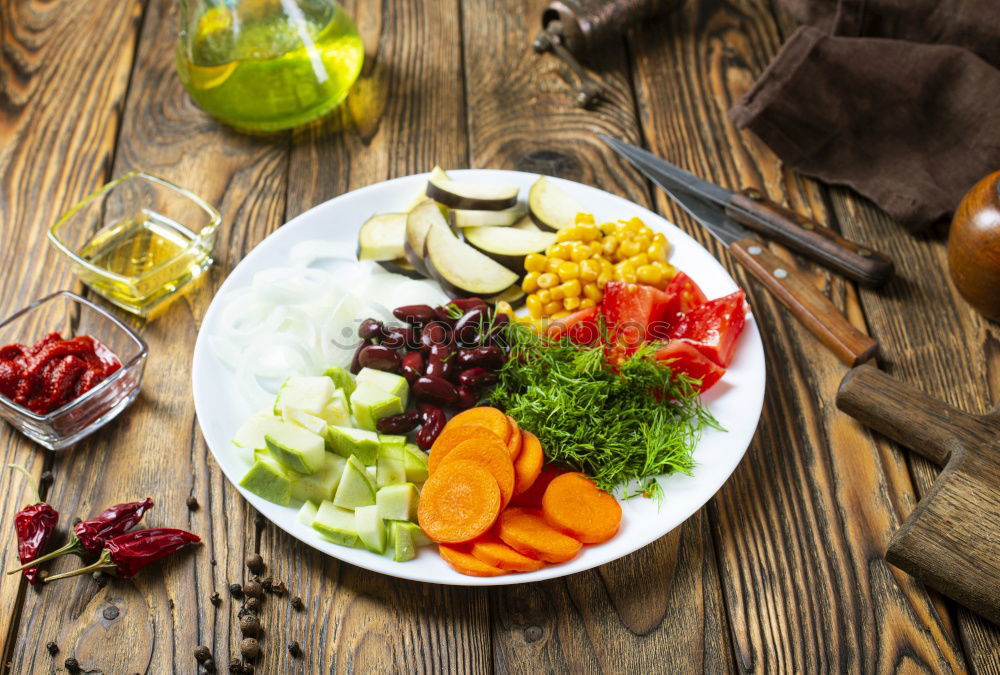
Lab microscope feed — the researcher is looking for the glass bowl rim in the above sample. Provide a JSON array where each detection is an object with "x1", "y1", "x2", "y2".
[
  {"x1": 0, "y1": 290, "x2": 149, "y2": 422},
  {"x1": 47, "y1": 170, "x2": 222, "y2": 285}
]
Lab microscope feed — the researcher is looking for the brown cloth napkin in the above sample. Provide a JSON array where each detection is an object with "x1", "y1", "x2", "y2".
[{"x1": 729, "y1": 0, "x2": 1000, "y2": 232}]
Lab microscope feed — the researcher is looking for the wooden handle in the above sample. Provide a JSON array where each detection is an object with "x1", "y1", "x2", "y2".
[
  {"x1": 727, "y1": 190, "x2": 894, "y2": 287},
  {"x1": 730, "y1": 237, "x2": 878, "y2": 366},
  {"x1": 835, "y1": 365, "x2": 996, "y2": 465}
]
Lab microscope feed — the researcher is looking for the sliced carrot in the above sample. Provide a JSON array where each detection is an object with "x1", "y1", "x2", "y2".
[
  {"x1": 445, "y1": 407, "x2": 511, "y2": 443},
  {"x1": 439, "y1": 544, "x2": 507, "y2": 577},
  {"x1": 428, "y1": 425, "x2": 505, "y2": 475},
  {"x1": 418, "y1": 460, "x2": 501, "y2": 543},
  {"x1": 512, "y1": 430, "x2": 544, "y2": 496},
  {"x1": 510, "y1": 464, "x2": 564, "y2": 508},
  {"x1": 471, "y1": 534, "x2": 544, "y2": 572},
  {"x1": 541, "y1": 472, "x2": 622, "y2": 544},
  {"x1": 505, "y1": 415, "x2": 523, "y2": 460},
  {"x1": 438, "y1": 437, "x2": 515, "y2": 509},
  {"x1": 497, "y1": 507, "x2": 582, "y2": 563}
]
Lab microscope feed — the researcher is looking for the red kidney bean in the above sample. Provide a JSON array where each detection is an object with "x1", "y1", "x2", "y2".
[
  {"x1": 380, "y1": 328, "x2": 408, "y2": 350},
  {"x1": 420, "y1": 321, "x2": 451, "y2": 351},
  {"x1": 457, "y1": 346, "x2": 505, "y2": 369},
  {"x1": 451, "y1": 298, "x2": 488, "y2": 313},
  {"x1": 457, "y1": 367, "x2": 498, "y2": 388},
  {"x1": 454, "y1": 385, "x2": 479, "y2": 410},
  {"x1": 454, "y1": 308, "x2": 487, "y2": 346},
  {"x1": 349, "y1": 340, "x2": 368, "y2": 374},
  {"x1": 433, "y1": 305, "x2": 455, "y2": 323},
  {"x1": 400, "y1": 351, "x2": 424, "y2": 384},
  {"x1": 412, "y1": 375, "x2": 458, "y2": 405},
  {"x1": 425, "y1": 344, "x2": 454, "y2": 379},
  {"x1": 402, "y1": 326, "x2": 423, "y2": 350},
  {"x1": 376, "y1": 410, "x2": 422, "y2": 434},
  {"x1": 415, "y1": 404, "x2": 446, "y2": 450},
  {"x1": 358, "y1": 345, "x2": 401, "y2": 372},
  {"x1": 393, "y1": 304, "x2": 436, "y2": 326},
  {"x1": 358, "y1": 318, "x2": 384, "y2": 340}
]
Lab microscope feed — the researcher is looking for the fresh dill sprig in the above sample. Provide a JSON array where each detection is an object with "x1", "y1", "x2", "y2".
[{"x1": 490, "y1": 322, "x2": 721, "y2": 494}]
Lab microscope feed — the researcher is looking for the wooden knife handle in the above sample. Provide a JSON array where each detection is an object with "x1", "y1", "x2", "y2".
[
  {"x1": 727, "y1": 189, "x2": 894, "y2": 287},
  {"x1": 730, "y1": 237, "x2": 878, "y2": 366}
]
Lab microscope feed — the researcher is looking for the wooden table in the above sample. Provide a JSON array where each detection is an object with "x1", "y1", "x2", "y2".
[{"x1": 1, "y1": 0, "x2": 998, "y2": 671}]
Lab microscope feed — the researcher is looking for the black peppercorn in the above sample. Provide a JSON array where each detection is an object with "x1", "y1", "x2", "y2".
[
  {"x1": 228, "y1": 658, "x2": 241, "y2": 673},
  {"x1": 287, "y1": 641, "x2": 301, "y2": 657},
  {"x1": 260, "y1": 576, "x2": 273, "y2": 591},
  {"x1": 239, "y1": 614, "x2": 261, "y2": 638},
  {"x1": 210, "y1": 591, "x2": 221, "y2": 607},
  {"x1": 229, "y1": 583, "x2": 243, "y2": 599},
  {"x1": 290, "y1": 596, "x2": 303, "y2": 611},
  {"x1": 241, "y1": 664, "x2": 255, "y2": 674},
  {"x1": 194, "y1": 645, "x2": 212, "y2": 663},
  {"x1": 45, "y1": 641, "x2": 58, "y2": 656},
  {"x1": 254, "y1": 512, "x2": 264, "y2": 529},
  {"x1": 246, "y1": 553, "x2": 264, "y2": 575},
  {"x1": 203, "y1": 658, "x2": 216, "y2": 673},
  {"x1": 270, "y1": 580, "x2": 286, "y2": 595},
  {"x1": 244, "y1": 597, "x2": 260, "y2": 612},
  {"x1": 243, "y1": 580, "x2": 263, "y2": 600},
  {"x1": 92, "y1": 571, "x2": 107, "y2": 587},
  {"x1": 64, "y1": 657, "x2": 80, "y2": 673},
  {"x1": 239, "y1": 637, "x2": 260, "y2": 660},
  {"x1": 187, "y1": 495, "x2": 200, "y2": 511}
]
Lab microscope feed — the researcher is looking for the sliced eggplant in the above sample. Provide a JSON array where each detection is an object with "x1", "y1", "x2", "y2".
[
  {"x1": 449, "y1": 203, "x2": 526, "y2": 228},
  {"x1": 485, "y1": 284, "x2": 527, "y2": 309},
  {"x1": 404, "y1": 200, "x2": 449, "y2": 276},
  {"x1": 511, "y1": 216, "x2": 540, "y2": 232},
  {"x1": 377, "y1": 258, "x2": 425, "y2": 280},
  {"x1": 422, "y1": 225, "x2": 519, "y2": 297},
  {"x1": 528, "y1": 176, "x2": 582, "y2": 231},
  {"x1": 425, "y1": 167, "x2": 519, "y2": 211},
  {"x1": 463, "y1": 226, "x2": 557, "y2": 273},
  {"x1": 356, "y1": 213, "x2": 406, "y2": 262}
]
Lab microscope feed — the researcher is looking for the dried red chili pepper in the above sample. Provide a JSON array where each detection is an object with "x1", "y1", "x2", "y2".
[
  {"x1": 44, "y1": 528, "x2": 200, "y2": 582},
  {"x1": 8, "y1": 465, "x2": 59, "y2": 585},
  {"x1": 6, "y1": 498, "x2": 153, "y2": 574}
]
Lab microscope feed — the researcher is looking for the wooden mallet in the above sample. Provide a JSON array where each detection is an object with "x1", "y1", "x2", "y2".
[{"x1": 837, "y1": 365, "x2": 1000, "y2": 624}]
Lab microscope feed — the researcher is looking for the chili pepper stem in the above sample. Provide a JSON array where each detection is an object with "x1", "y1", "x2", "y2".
[
  {"x1": 7, "y1": 464, "x2": 41, "y2": 504},
  {"x1": 6, "y1": 537, "x2": 82, "y2": 575},
  {"x1": 43, "y1": 551, "x2": 114, "y2": 582}
]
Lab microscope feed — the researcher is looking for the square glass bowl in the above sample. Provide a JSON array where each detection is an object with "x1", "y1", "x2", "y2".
[
  {"x1": 49, "y1": 171, "x2": 220, "y2": 318},
  {"x1": 0, "y1": 291, "x2": 147, "y2": 450}
]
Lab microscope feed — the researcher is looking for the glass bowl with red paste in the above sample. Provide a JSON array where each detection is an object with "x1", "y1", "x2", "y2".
[{"x1": 0, "y1": 291, "x2": 147, "y2": 449}]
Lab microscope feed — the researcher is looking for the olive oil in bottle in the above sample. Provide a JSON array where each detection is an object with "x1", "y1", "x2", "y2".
[{"x1": 176, "y1": 0, "x2": 364, "y2": 132}]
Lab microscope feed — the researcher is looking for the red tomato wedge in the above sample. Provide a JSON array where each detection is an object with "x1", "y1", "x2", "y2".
[
  {"x1": 600, "y1": 282, "x2": 672, "y2": 351},
  {"x1": 670, "y1": 290, "x2": 747, "y2": 367},
  {"x1": 545, "y1": 306, "x2": 600, "y2": 345},
  {"x1": 654, "y1": 339, "x2": 726, "y2": 392},
  {"x1": 648, "y1": 272, "x2": 708, "y2": 340}
]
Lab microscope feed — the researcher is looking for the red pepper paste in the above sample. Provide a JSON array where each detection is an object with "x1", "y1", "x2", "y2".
[{"x1": 0, "y1": 333, "x2": 122, "y2": 415}]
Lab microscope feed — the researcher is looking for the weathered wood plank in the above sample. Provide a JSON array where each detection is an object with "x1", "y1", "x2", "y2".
[
  {"x1": 458, "y1": 0, "x2": 733, "y2": 671},
  {"x1": 246, "y1": 0, "x2": 492, "y2": 672},
  {"x1": 6, "y1": 0, "x2": 291, "y2": 670},
  {"x1": 0, "y1": 0, "x2": 145, "y2": 667},
  {"x1": 629, "y1": 0, "x2": 967, "y2": 668}
]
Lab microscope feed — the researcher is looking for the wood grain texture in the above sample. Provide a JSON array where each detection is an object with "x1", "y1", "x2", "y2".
[
  {"x1": 629, "y1": 0, "x2": 967, "y2": 669},
  {"x1": 0, "y1": 0, "x2": 144, "y2": 667}
]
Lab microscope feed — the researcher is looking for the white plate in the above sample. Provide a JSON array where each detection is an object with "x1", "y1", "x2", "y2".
[{"x1": 192, "y1": 170, "x2": 766, "y2": 585}]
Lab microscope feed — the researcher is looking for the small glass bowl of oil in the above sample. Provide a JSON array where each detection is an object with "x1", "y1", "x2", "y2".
[{"x1": 49, "y1": 172, "x2": 221, "y2": 318}]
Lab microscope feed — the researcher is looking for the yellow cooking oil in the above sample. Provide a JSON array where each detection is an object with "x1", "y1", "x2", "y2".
[
  {"x1": 77, "y1": 212, "x2": 213, "y2": 317},
  {"x1": 176, "y1": 1, "x2": 364, "y2": 132}
]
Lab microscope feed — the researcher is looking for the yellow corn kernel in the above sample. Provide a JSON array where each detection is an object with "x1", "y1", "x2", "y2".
[
  {"x1": 550, "y1": 310, "x2": 571, "y2": 320},
  {"x1": 646, "y1": 241, "x2": 668, "y2": 263},
  {"x1": 634, "y1": 235, "x2": 651, "y2": 252},
  {"x1": 658, "y1": 261, "x2": 678, "y2": 282},
  {"x1": 556, "y1": 226, "x2": 580, "y2": 243},
  {"x1": 570, "y1": 244, "x2": 591, "y2": 262},
  {"x1": 598, "y1": 257, "x2": 613, "y2": 274},
  {"x1": 596, "y1": 272, "x2": 612, "y2": 290},
  {"x1": 579, "y1": 259, "x2": 600, "y2": 282},
  {"x1": 537, "y1": 272, "x2": 559, "y2": 289},
  {"x1": 524, "y1": 253, "x2": 547, "y2": 273},
  {"x1": 601, "y1": 235, "x2": 619, "y2": 256},
  {"x1": 559, "y1": 279, "x2": 582, "y2": 298},
  {"x1": 522, "y1": 271, "x2": 541, "y2": 293},
  {"x1": 583, "y1": 282, "x2": 602, "y2": 301},
  {"x1": 636, "y1": 264, "x2": 663, "y2": 286},
  {"x1": 495, "y1": 301, "x2": 515, "y2": 318},
  {"x1": 623, "y1": 218, "x2": 644, "y2": 235},
  {"x1": 563, "y1": 296, "x2": 581, "y2": 311},
  {"x1": 600, "y1": 221, "x2": 619, "y2": 235},
  {"x1": 557, "y1": 261, "x2": 580, "y2": 281},
  {"x1": 579, "y1": 297, "x2": 596, "y2": 309},
  {"x1": 627, "y1": 253, "x2": 649, "y2": 268},
  {"x1": 550, "y1": 284, "x2": 565, "y2": 301},
  {"x1": 587, "y1": 241, "x2": 603, "y2": 257},
  {"x1": 613, "y1": 266, "x2": 637, "y2": 284},
  {"x1": 526, "y1": 293, "x2": 543, "y2": 318},
  {"x1": 549, "y1": 242, "x2": 573, "y2": 259},
  {"x1": 652, "y1": 232, "x2": 667, "y2": 245},
  {"x1": 577, "y1": 224, "x2": 601, "y2": 242},
  {"x1": 618, "y1": 239, "x2": 640, "y2": 258},
  {"x1": 537, "y1": 289, "x2": 552, "y2": 304},
  {"x1": 545, "y1": 256, "x2": 563, "y2": 274},
  {"x1": 575, "y1": 212, "x2": 595, "y2": 225},
  {"x1": 544, "y1": 300, "x2": 564, "y2": 315}
]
